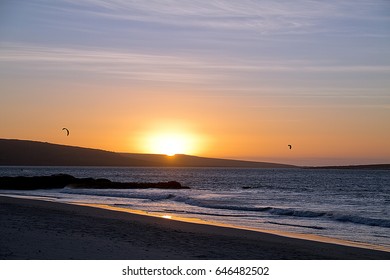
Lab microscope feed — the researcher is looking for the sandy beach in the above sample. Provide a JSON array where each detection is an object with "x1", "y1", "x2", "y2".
[{"x1": 0, "y1": 195, "x2": 389, "y2": 260}]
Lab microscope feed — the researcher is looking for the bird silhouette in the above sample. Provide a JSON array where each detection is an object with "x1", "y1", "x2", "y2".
[{"x1": 62, "y1": 127, "x2": 69, "y2": 136}]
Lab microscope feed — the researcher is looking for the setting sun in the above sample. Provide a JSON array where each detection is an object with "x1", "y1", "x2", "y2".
[
  {"x1": 134, "y1": 121, "x2": 208, "y2": 156},
  {"x1": 142, "y1": 132, "x2": 199, "y2": 156},
  {"x1": 150, "y1": 134, "x2": 187, "y2": 156}
]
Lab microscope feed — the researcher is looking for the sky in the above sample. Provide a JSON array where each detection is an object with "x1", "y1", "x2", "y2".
[{"x1": 0, "y1": 0, "x2": 389, "y2": 165}]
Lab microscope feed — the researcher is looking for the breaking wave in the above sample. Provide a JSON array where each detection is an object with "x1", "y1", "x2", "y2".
[{"x1": 60, "y1": 187, "x2": 390, "y2": 229}]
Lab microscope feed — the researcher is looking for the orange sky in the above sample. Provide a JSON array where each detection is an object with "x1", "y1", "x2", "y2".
[
  {"x1": 1, "y1": 82, "x2": 389, "y2": 165},
  {"x1": 1, "y1": 1, "x2": 389, "y2": 165}
]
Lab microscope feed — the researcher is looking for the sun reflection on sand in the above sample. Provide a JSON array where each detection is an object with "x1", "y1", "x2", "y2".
[{"x1": 161, "y1": 215, "x2": 172, "y2": 219}]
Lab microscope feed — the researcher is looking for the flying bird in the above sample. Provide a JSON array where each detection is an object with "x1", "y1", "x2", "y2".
[
  {"x1": 288, "y1": 144, "x2": 292, "y2": 150},
  {"x1": 62, "y1": 127, "x2": 69, "y2": 136}
]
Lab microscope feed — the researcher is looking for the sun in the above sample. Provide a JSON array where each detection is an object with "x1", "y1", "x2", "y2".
[
  {"x1": 146, "y1": 133, "x2": 193, "y2": 156},
  {"x1": 135, "y1": 121, "x2": 207, "y2": 156}
]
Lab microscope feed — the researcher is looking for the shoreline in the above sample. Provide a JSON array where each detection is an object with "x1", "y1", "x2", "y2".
[
  {"x1": 76, "y1": 202, "x2": 390, "y2": 253},
  {"x1": 3, "y1": 193, "x2": 389, "y2": 253},
  {"x1": 1, "y1": 195, "x2": 389, "y2": 259}
]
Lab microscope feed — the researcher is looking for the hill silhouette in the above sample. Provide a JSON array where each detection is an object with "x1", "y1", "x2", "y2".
[
  {"x1": 0, "y1": 139, "x2": 295, "y2": 168},
  {"x1": 120, "y1": 153, "x2": 294, "y2": 168}
]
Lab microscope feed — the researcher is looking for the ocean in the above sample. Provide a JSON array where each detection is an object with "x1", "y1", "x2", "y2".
[{"x1": 1, "y1": 166, "x2": 389, "y2": 250}]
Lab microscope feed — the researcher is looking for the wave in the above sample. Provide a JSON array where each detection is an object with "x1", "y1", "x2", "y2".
[
  {"x1": 173, "y1": 198, "x2": 390, "y2": 228},
  {"x1": 266, "y1": 221, "x2": 326, "y2": 230},
  {"x1": 59, "y1": 188, "x2": 390, "y2": 229},
  {"x1": 60, "y1": 188, "x2": 176, "y2": 201},
  {"x1": 331, "y1": 214, "x2": 390, "y2": 228},
  {"x1": 163, "y1": 209, "x2": 252, "y2": 218}
]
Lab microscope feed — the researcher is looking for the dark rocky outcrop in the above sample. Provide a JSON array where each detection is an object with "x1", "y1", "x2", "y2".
[{"x1": 0, "y1": 174, "x2": 189, "y2": 190}]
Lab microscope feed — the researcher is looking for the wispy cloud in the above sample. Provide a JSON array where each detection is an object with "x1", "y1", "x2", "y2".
[
  {"x1": 34, "y1": 0, "x2": 389, "y2": 34},
  {"x1": 58, "y1": 0, "x2": 317, "y2": 31},
  {"x1": 1, "y1": 43, "x2": 389, "y2": 85},
  {"x1": 0, "y1": 43, "x2": 219, "y2": 83}
]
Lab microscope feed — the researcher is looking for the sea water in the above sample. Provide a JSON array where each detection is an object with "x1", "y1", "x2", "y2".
[{"x1": 0, "y1": 167, "x2": 389, "y2": 250}]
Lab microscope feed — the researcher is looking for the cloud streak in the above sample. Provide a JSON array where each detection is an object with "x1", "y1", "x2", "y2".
[
  {"x1": 59, "y1": 0, "x2": 316, "y2": 31},
  {"x1": 0, "y1": 43, "x2": 219, "y2": 83},
  {"x1": 33, "y1": 0, "x2": 389, "y2": 34},
  {"x1": 1, "y1": 43, "x2": 389, "y2": 85}
]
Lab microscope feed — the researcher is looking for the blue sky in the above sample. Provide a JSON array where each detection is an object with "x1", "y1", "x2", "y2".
[{"x1": 1, "y1": 0, "x2": 389, "y2": 165}]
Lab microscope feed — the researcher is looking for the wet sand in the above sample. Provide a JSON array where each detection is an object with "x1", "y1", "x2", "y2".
[{"x1": 0, "y1": 195, "x2": 389, "y2": 260}]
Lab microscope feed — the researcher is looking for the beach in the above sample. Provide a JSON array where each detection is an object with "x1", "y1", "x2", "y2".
[{"x1": 0, "y1": 195, "x2": 389, "y2": 260}]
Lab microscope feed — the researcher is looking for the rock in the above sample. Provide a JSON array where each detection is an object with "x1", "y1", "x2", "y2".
[{"x1": 0, "y1": 174, "x2": 189, "y2": 190}]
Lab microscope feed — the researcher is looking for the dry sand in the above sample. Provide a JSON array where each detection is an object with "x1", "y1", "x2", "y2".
[{"x1": 0, "y1": 195, "x2": 389, "y2": 260}]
